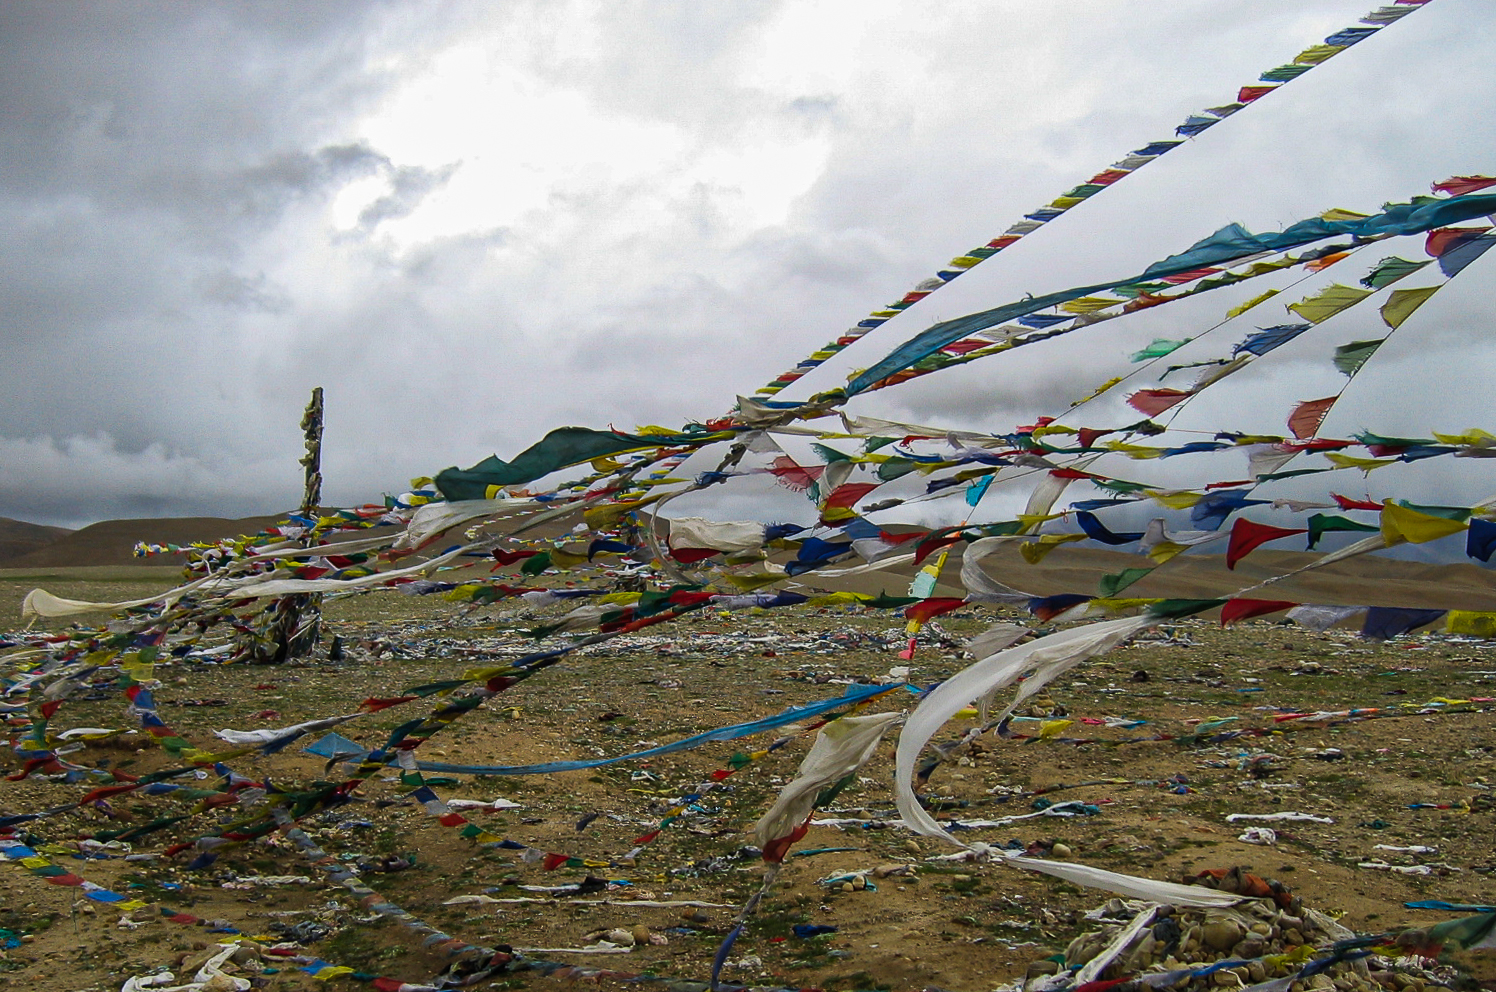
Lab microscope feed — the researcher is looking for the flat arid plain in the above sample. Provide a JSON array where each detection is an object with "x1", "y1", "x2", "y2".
[{"x1": 1, "y1": 545, "x2": 1493, "y2": 992}]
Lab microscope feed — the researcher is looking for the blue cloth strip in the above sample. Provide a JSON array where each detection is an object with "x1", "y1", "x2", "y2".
[{"x1": 305, "y1": 682, "x2": 903, "y2": 778}]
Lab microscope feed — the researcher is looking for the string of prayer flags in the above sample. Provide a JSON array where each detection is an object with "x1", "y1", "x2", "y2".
[
  {"x1": 748, "y1": 0, "x2": 1436, "y2": 401},
  {"x1": 846, "y1": 192, "x2": 1496, "y2": 394}
]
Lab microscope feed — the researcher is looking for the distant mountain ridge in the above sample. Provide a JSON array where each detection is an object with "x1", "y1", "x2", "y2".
[
  {"x1": 0, "y1": 515, "x2": 284, "y2": 568},
  {"x1": 0, "y1": 517, "x2": 74, "y2": 565}
]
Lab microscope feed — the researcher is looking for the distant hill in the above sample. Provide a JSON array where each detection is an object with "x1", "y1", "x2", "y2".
[
  {"x1": 0, "y1": 517, "x2": 74, "y2": 565},
  {"x1": 0, "y1": 515, "x2": 285, "y2": 568}
]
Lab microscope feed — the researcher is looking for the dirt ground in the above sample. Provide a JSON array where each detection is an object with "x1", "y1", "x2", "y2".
[{"x1": 1, "y1": 576, "x2": 1494, "y2": 992}]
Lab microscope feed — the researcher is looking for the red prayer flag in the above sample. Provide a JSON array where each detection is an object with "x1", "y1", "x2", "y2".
[
  {"x1": 1089, "y1": 169, "x2": 1130, "y2": 185},
  {"x1": 769, "y1": 456, "x2": 822, "y2": 492},
  {"x1": 1432, "y1": 175, "x2": 1496, "y2": 196},
  {"x1": 1306, "y1": 251, "x2": 1349, "y2": 272},
  {"x1": 1426, "y1": 226, "x2": 1493, "y2": 257},
  {"x1": 904, "y1": 597, "x2": 967, "y2": 624},
  {"x1": 761, "y1": 820, "x2": 810, "y2": 864},
  {"x1": 820, "y1": 482, "x2": 880, "y2": 521},
  {"x1": 1226, "y1": 519, "x2": 1308, "y2": 569},
  {"x1": 940, "y1": 339, "x2": 992, "y2": 355},
  {"x1": 913, "y1": 534, "x2": 963, "y2": 566},
  {"x1": 1221, "y1": 598, "x2": 1299, "y2": 625},
  {"x1": 1238, "y1": 85, "x2": 1277, "y2": 103},
  {"x1": 1128, "y1": 388, "x2": 1192, "y2": 417},
  {"x1": 360, "y1": 695, "x2": 417, "y2": 712},
  {"x1": 1333, "y1": 493, "x2": 1382, "y2": 511},
  {"x1": 1287, "y1": 397, "x2": 1336, "y2": 439},
  {"x1": 1160, "y1": 267, "x2": 1221, "y2": 285}
]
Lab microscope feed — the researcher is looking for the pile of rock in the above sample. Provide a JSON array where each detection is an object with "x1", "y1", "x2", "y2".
[{"x1": 1017, "y1": 869, "x2": 1453, "y2": 992}]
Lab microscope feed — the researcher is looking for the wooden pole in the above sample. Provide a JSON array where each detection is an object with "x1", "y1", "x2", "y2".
[{"x1": 249, "y1": 387, "x2": 325, "y2": 664}]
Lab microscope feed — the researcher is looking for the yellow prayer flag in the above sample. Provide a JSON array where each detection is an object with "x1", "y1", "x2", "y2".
[
  {"x1": 1433, "y1": 428, "x2": 1496, "y2": 446},
  {"x1": 723, "y1": 571, "x2": 788, "y2": 591},
  {"x1": 1294, "y1": 44, "x2": 1345, "y2": 65},
  {"x1": 1446, "y1": 611, "x2": 1496, "y2": 638},
  {"x1": 1150, "y1": 492, "x2": 1203, "y2": 509},
  {"x1": 1380, "y1": 285, "x2": 1441, "y2": 329},
  {"x1": 1037, "y1": 719, "x2": 1074, "y2": 739},
  {"x1": 1030, "y1": 424, "x2": 1079, "y2": 438},
  {"x1": 1019, "y1": 534, "x2": 1086, "y2": 564},
  {"x1": 1225, "y1": 288, "x2": 1279, "y2": 318},
  {"x1": 1059, "y1": 296, "x2": 1118, "y2": 314},
  {"x1": 1015, "y1": 512, "x2": 1063, "y2": 534},
  {"x1": 806, "y1": 592, "x2": 868, "y2": 606},
  {"x1": 1288, "y1": 284, "x2": 1372, "y2": 323},
  {"x1": 1072, "y1": 376, "x2": 1123, "y2": 406},
  {"x1": 1380, "y1": 500, "x2": 1468, "y2": 545},
  {"x1": 314, "y1": 966, "x2": 357, "y2": 981},
  {"x1": 1103, "y1": 441, "x2": 1164, "y2": 459},
  {"x1": 1090, "y1": 597, "x2": 1161, "y2": 612},
  {"x1": 1318, "y1": 207, "x2": 1369, "y2": 222},
  {"x1": 549, "y1": 548, "x2": 589, "y2": 569},
  {"x1": 1146, "y1": 541, "x2": 1189, "y2": 564},
  {"x1": 1325, "y1": 453, "x2": 1395, "y2": 473}
]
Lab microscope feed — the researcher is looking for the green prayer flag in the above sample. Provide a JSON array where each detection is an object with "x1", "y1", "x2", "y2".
[
  {"x1": 1333, "y1": 339, "x2": 1383, "y2": 376},
  {"x1": 1360, "y1": 256, "x2": 1431, "y2": 289},
  {"x1": 1099, "y1": 567, "x2": 1154, "y2": 597},
  {"x1": 435, "y1": 425, "x2": 731, "y2": 501},
  {"x1": 1129, "y1": 338, "x2": 1191, "y2": 363},
  {"x1": 1147, "y1": 598, "x2": 1226, "y2": 619},
  {"x1": 1306, "y1": 513, "x2": 1379, "y2": 549}
]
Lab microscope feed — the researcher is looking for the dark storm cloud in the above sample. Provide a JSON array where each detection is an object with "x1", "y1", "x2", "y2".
[{"x1": 0, "y1": 1, "x2": 1492, "y2": 531}]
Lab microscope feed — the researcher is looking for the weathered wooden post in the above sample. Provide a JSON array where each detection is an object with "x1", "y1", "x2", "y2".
[{"x1": 247, "y1": 387, "x2": 325, "y2": 664}]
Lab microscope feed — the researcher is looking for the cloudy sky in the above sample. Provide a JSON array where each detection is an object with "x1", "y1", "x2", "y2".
[{"x1": 2, "y1": 0, "x2": 1493, "y2": 529}]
